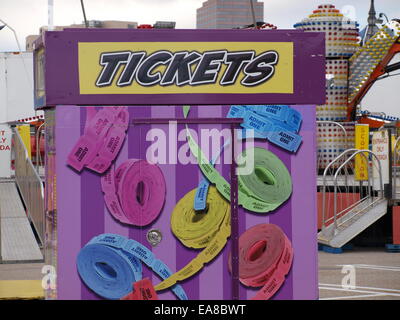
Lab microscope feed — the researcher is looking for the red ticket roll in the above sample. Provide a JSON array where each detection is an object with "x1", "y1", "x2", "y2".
[{"x1": 229, "y1": 223, "x2": 293, "y2": 300}]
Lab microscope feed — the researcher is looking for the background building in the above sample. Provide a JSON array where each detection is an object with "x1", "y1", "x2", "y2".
[
  {"x1": 25, "y1": 20, "x2": 138, "y2": 51},
  {"x1": 197, "y1": 0, "x2": 264, "y2": 29},
  {"x1": 25, "y1": 20, "x2": 176, "y2": 51}
]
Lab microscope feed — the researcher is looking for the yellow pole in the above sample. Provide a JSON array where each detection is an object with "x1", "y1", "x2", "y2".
[
  {"x1": 355, "y1": 124, "x2": 370, "y2": 181},
  {"x1": 17, "y1": 125, "x2": 32, "y2": 159}
]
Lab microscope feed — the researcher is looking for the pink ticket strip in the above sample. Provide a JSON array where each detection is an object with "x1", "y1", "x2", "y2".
[
  {"x1": 230, "y1": 223, "x2": 293, "y2": 300},
  {"x1": 67, "y1": 107, "x2": 129, "y2": 174},
  {"x1": 101, "y1": 159, "x2": 166, "y2": 227}
]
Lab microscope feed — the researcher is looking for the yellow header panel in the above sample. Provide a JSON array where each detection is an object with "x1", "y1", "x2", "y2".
[{"x1": 78, "y1": 42, "x2": 293, "y2": 95}]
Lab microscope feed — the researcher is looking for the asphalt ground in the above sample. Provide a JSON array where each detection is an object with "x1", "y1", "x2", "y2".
[
  {"x1": 0, "y1": 247, "x2": 399, "y2": 300},
  {"x1": 318, "y1": 247, "x2": 400, "y2": 300}
]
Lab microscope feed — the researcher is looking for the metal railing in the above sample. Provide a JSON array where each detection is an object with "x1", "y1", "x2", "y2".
[
  {"x1": 316, "y1": 121, "x2": 349, "y2": 172},
  {"x1": 321, "y1": 149, "x2": 384, "y2": 236},
  {"x1": 13, "y1": 128, "x2": 45, "y2": 246}
]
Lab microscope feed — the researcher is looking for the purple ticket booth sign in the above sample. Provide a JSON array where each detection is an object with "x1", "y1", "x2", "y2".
[{"x1": 35, "y1": 29, "x2": 325, "y2": 300}]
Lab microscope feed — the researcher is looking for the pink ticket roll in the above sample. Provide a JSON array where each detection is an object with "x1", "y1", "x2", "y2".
[{"x1": 101, "y1": 159, "x2": 166, "y2": 227}]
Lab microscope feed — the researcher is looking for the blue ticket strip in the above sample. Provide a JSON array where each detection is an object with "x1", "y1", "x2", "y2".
[
  {"x1": 194, "y1": 140, "x2": 230, "y2": 211},
  {"x1": 77, "y1": 233, "x2": 188, "y2": 300},
  {"x1": 227, "y1": 105, "x2": 303, "y2": 153}
]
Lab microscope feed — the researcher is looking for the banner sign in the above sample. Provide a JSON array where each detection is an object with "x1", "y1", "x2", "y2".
[
  {"x1": 372, "y1": 130, "x2": 390, "y2": 190},
  {"x1": 78, "y1": 42, "x2": 293, "y2": 95},
  {"x1": 34, "y1": 29, "x2": 325, "y2": 107},
  {"x1": 0, "y1": 124, "x2": 12, "y2": 178},
  {"x1": 17, "y1": 125, "x2": 32, "y2": 160},
  {"x1": 355, "y1": 124, "x2": 369, "y2": 181}
]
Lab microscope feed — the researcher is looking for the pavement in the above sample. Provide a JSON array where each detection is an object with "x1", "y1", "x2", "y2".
[
  {"x1": 0, "y1": 262, "x2": 44, "y2": 299},
  {"x1": 318, "y1": 247, "x2": 400, "y2": 300},
  {"x1": 0, "y1": 246, "x2": 399, "y2": 299},
  {"x1": 0, "y1": 262, "x2": 44, "y2": 281}
]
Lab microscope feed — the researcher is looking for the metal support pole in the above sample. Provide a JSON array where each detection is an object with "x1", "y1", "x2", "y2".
[
  {"x1": 384, "y1": 123, "x2": 396, "y2": 200},
  {"x1": 249, "y1": 0, "x2": 257, "y2": 28},
  {"x1": 0, "y1": 19, "x2": 32, "y2": 90},
  {"x1": 48, "y1": 0, "x2": 54, "y2": 31},
  {"x1": 393, "y1": 137, "x2": 400, "y2": 201},
  {"x1": 230, "y1": 124, "x2": 239, "y2": 300},
  {"x1": 388, "y1": 128, "x2": 393, "y2": 200},
  {"x1": 80, "y1": 0, "x2": 89, "y2": 28}
]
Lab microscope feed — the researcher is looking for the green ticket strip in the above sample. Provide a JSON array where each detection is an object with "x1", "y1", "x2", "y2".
[{"x1": 183, "y1": 106, "x2": 292, "y2": 213}]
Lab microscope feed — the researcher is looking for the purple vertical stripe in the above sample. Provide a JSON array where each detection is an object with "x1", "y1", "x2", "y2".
[
  {"x1": 80, "y1": 107, "x2": 106, "y2": 300},
  {"x1": 291, "y1": 105, "x2": 318, "y2": 300},
  {"x1": 221, "y1": 105, "x2": 231, "y2": 300},
  {"x1": 128, "y1": 107, "x2": 153, "y2": 282},
  {"x1": 198, "y1": 105, "x2": 224, "y2": 300},
  {"x1": 56, "y1": 105, "x2": 82, "y2": 299},
  {"x1": 175, "y1": 106, "x2": 200, "y2": 300},
  {"x1": 268, "y1": 141, "x2": 293, "y2": 300},
  {"x1": 150, "y1": 106, "x2": 177, "y2": 300}
]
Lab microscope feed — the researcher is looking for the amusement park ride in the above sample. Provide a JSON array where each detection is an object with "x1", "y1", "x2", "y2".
[
  {"x1": 349, "y1": 21, "x2": 400, "y2": 127},
  {"x1": 294, "y1": 2, "x2": 400, "y2": 250}
]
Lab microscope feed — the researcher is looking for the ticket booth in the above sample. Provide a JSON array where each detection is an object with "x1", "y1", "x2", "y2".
[{"x1": 34, "y1": 28, "x2": 325, "y2": 300}]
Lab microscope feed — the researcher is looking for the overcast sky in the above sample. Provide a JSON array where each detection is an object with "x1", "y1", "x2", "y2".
[{"x1": 0, "y1": 0, "x2": 399, "y2": 52}]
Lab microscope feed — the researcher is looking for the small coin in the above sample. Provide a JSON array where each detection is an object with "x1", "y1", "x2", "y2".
[{"x1": 147, "y1": 229, "x2": 162, "y2": 247}]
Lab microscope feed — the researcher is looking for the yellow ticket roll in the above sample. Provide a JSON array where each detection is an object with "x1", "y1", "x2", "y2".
[
  {"x1": 17, "y1": 125, "x2": 32, "y2": 160},
  {"x1": 355, "y1": 124, "x2": 369, "y2": 181}
]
